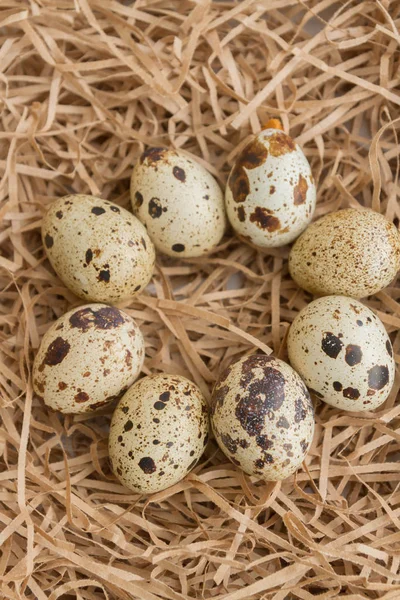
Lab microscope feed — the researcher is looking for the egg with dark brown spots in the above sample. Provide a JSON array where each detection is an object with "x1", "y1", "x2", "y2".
[
  {"x1": 287, "y1": 296, "x2": 395, "y2": 412},
  {"x1": 225, "y1": 128, "x2": 316, "y2": 248},
  {"x1": 289, "y1": 208, "x2": 400, "y2": 298},
  {"x1": 130, "y1": 147, "x2": 226, "y2": 257},
  {"x1": 33, "y1": 304, "x2": 145, "y2": 414},
  {"x1": 42, "y1": 194, "x2": 155, "y2": 303},
  {"x1": 211, "y1": 354, "x2": 314, "y2": 480},
  {"x1": 109, "y1": 374, "x2": 209, "y2": 494}
]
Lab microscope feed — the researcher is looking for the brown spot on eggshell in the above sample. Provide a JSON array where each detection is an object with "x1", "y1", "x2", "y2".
[
  {"x1": 300, "y1": 439, "x2": 309, "y2": 453},
  {"x1": 135, "y1": 191, "x2": 144, "y2": 207},
  {"x1": 154, "y1": 401, "x2": 166, "y2": 410},
  {"x1": 386, "y1": 340, "x2": 393, "y2": 357},
  {"x1": 239, "y1": 138, "x2": 269, "y2": 170},
  {"x1": 173, "y1": 166, "x2": 186, "y2": 182},
  {"x1": 294, "y1": 397, "x2": 308, "y2": 422},
  {"x1": 44, "y1": 233, "x2": 54, "y2": 248},
  {"x1": 345, "y1": 344, "x2": 362, "y2": 366},
  {"x1": 220, "y1": 433, "x2": 239, "y2": 454},
  {"x1": 56, "y1": 211, "x2": 63, "y2": 219},
  {"x1": 277, "y1": 416, "x2": 290, "y2": 429},
  {"x1": 212, "y1": 385, "x2": 229, "y2": 414},
  {"x1": 91, "y1": 206, "x2": 106, "y2": 215},
  {"x1": 228, "y1": 164, "x2": 250, "y2": 204},
  {"x1": 138, "y1": 457, "x2": 156, "y2": 474},
  {"x1": 148, "y1": 197, "x2": 163, "y2": 219},
  {"x1": 35, "y1": 380, "x2": 45, "y2": 393},
  {"x1": 268, "y1": 132, "x2": 296, "y2": 157},
  {"x1": 333, "y1": 381, "x2": 342, "y2": 391},
  {"x1": 256, "y1": 434, "x2": 273, "y2": 450},
  {"x1": 124, "y1": 420, "x2": 133, "y2": 432},
  {"x1": 69, "y1": 306, "x2": 125, "y2": 331},
  {"x1": 140, "y1": 147, "x2": 166, "y2": 165},
  {"x1": 172, "y1": 243, "x2": 185, "y2": 253},
  {"x1": 85, "y1": 249, "x2": 93, "y2": 264},
  {"x1": 98, "y1": 269, "x2": 110, "y2": 283},
  {"x1": 40, "y1": 337, "x2": 70, "y2": 371},
  {"x1": 237, "y1": 205, "x2": 246, "y2": 222},
  {"x1": 321, "y1": 332, "x2": 343, "y2": 359},
  {"x1": 293, "y1": 174, "x2": 308, "y2": 205},
  {"x1": 249, "y1": 207, "x2": 280, "y2": 232},
  {"x1": 343, "y1": 387, "x2": 360, "y2": 400},
  {"x1": 235, "y1": 363, "x2": 285, "y2": 436},
  {"x1": 368, "y1": 365, "x2": 389, "y2": 390},
  {"x1": 75, "y1": 391, "x2": 89, "y2": 403}
]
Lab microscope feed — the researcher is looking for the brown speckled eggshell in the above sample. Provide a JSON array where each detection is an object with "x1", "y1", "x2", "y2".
[
  {"x1": 33, "y1": 304, "x2": 145, "y2": 414},
  {"x1": 211, "y1": 354, "x2": 314, "y2": 481},
  {"x1": 42, "y1": 194, "x2": 155, "y2": 303},
  {"x1": 287, "y1": 296, "x2": 395, "y2": 412},
  {"x1": 130, "y1": 147, "x2": 226, "y2": 258},
  {"x1": 109, "y1": 374, "x2": 209, "y2": 494},
  {"x1": 289, "y1": 208, "x2": 400, "y2": 298},
  {"x1": 225, "y1": 129, "x2": 316, "y2": 248}
]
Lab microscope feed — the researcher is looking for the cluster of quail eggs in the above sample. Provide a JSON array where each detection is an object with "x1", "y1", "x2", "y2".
[{"x1": 34, "y1": 118, "x2": 400, "y2": 494}]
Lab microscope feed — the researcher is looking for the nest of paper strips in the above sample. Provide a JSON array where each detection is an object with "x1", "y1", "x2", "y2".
[{"x1": 1, "y1": 1, "x2": 400, "y2": 598}]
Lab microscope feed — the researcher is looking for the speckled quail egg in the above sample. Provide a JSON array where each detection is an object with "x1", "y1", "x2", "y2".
[
  {"x1": 225, "y1": 128, "x2": 316, "y2": 248},
  {"x1": 287, "y1": 296, "x2": 395, "y2": 412},
  {"x1": 109, "y1": 374, "x2": 209, "y2": 494},
  {"x1": 130, "y1": 147, "x2": 226, "y2": 258},
  {"x1": 33, "y1": 304, "x2": 145, "y2": 414},
  {"x1": 211, "y1": 354, "x2": 314, "y2": 480},
  {"x1": 42, "y1": 194, "x2": 155, "y2": 303},
  {"x1": 289, "y1": 208, "x2": 400, "y2": 298}
]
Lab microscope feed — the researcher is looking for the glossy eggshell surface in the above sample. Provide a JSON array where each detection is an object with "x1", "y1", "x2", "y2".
[
  {"x1": 287, "y1": 296, "x2": 395, "y2": 412},
  {"x1": 225, "y1": 129, "x2": 316, "y2": 248},
  {"x1": 109, "y1": 374, "x2": 209, "y2": 494},
  {"x1": 42, "y1": 194, "x2": 155, "y2": 303},
  {"x1": 289, "y1": 208, "x2": 400, "y2": 298},
  {"x1": 130, "y1": 147, "x2": 226, "y2": 257},
  {"x1": 33, "y1": 304, "x2": 145, "y2": 414},
  {"x1": 211, "y1": 354, "x2": 314, "y2": 480}
]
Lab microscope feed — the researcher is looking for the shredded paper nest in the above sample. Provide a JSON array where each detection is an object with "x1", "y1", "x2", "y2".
[{"x1": 1, "y1": 1, "x2": 400, "y2": 598}]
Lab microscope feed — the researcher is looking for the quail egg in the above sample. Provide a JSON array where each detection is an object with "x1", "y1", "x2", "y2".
[
  {"x1": 211, "y1": 354, "x2": 314, "y2": 480},
  {"x1": 130, "y1": 147, "x2": 226, "y2": 257},
  {"x1": 287, "y1": 296, "x2": 395, "y2": 412},
  {"x1": 42, "y1": 194, "x2": 155, "y2": 303},
  {"x1": 33, "y1": 304, "x2": 145, "y2": 414},
  {"x1": 109, "y1": 374, "x2": 209, "y2": 494},
  {"x1": 289, "y1": 208, "x2": 400, "y2": 298},
  {"x1": 225, "y1": 127, "x2": 316, "y2": 248}
]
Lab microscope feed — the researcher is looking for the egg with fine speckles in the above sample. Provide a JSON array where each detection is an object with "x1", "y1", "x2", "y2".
[
  {"x1": 33, "y1": 304, "x2": 145, "y2": 414},
  {"x1": 42, "y1": 194, "x2": 155, "y2": 303},
  {"x1": 211, "y1": 354, "x2": 314, "y2": 481},
  {"x1": 287, "y1": 296, "x2": 395, "y2": 412},
  {"x1": 289, "y1": 208, "x2": 400, "y2": 298},
  {"x1": 109, "y1": 374, "x2": 209, "y2": 494},
  {"x1": 130, "y1": 147, "x2": 227, "y2": 258},
  {"x1": 225, "y1": 128, "x2": 316, "y2": 248}
]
